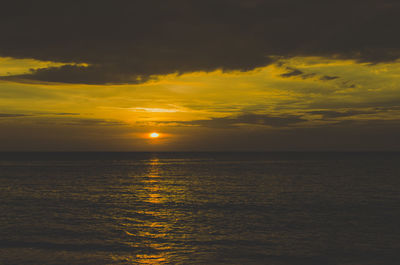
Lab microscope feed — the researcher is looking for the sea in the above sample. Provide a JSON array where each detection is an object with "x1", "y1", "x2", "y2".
[{"x1": 0, "y1": 152, "x2": 399, "y2": 265}]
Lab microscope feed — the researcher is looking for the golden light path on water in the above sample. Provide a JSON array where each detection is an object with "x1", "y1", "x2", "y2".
[
  {"x1": 136, "y1": 158, "x2": 167, "y2": 264},
  {"x1": 112, "y1": 158, "x2": 178, "y2": 264}
]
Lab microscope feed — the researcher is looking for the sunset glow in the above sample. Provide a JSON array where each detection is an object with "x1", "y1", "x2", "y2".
[{"x1": 0, "y1": 1, "x2": 399, "y2": 152}]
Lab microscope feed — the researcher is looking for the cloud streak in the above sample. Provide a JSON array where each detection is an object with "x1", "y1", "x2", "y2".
[
  {"x1": 0, "y1": 113, "x2": 126, "y2": 127},
  {"x1": 308, "y1": 110, "x2": 376, "y2": 119},
  {"x1": 159, "y1": 113, "x2": 307, "y2": 128},
  {"x1": 0, "y1": 113, "x2": 31, "y2": 118}
]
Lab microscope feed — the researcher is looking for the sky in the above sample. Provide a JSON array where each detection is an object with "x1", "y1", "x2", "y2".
[{"x1": 1, "y1": 0, "x2": 400, "y2": 151}]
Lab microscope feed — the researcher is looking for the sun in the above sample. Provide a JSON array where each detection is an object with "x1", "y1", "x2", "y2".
[{"x1": 149, "y1": 132, "x2": 160, "y2": 138}]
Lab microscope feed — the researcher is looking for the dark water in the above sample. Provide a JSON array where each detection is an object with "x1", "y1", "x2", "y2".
[{"x1": 0, "y1": 152, "x2": 399, "y2": 265}]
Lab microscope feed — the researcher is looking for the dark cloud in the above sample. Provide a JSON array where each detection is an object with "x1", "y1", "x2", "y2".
[
  {"x1": 280, "y1": 68, "x2": 304, "y2": 78},
  {"x1": 161, "y1": 113, "x2": 306, "y2": 128},
  {"x1": 0, "y1": 65, "x2": 151, "y2": 85},
  {"x1": 0, "y1": 113, "x2": 30, "y2": 118},
  {"x1": 1, "y1": 0, "x2": 399, "y2": 84},
  {"x1": 0, "y1": 112, "x2": 80, "y2": 118},
  {"x1": 51, "y1": 113, "x2": 81, "y2": 116},
  {"x1": 280, "y1": 68, "x2": 338, "y2": 81},
  {"x1": 320, "y1": 75, "x2": 339, "y2": 81},
  {"x1": 308, "y1": 110, "x2": 375, "y2": 119},
  {"x1": 0, "y1": 113, "x2": 125, "y2": 126},
  {"x1": 60, "y1": 118, "x2": 126, "y2": 126},
  {"x1": 32, "y1": 117, "x2": 127, "y2": 126}
]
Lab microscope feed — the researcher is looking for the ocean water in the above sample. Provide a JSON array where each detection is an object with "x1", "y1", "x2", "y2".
[{"x1": 0, "y1": 152, "x2": 399, "y2": 265}]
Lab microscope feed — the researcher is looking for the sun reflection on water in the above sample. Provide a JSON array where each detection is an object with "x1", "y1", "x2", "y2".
[
  {"x1": 118, "y1": 157, "x2": 175, "y2": 264},
  {"x1": 111, "y1": 156, "x2": 193, "y2": 264}
]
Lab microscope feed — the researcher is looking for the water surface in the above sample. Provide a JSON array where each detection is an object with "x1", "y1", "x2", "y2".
[{"x1": 1, "y1": 152, "x2": 399, "y2": 264}]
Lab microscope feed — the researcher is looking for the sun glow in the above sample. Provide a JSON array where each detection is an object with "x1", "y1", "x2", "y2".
[{"x1": 149, "y1": 132, "x2": 160, "y2": 138}]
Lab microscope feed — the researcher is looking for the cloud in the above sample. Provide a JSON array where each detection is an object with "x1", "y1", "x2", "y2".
[
  {"x1": 279, "y1": 67, "x2": 340, "y2": 81},
  {"x1": 0, "y1": 113, "x2": 30, "y2": 118},
  {"x1": 51, "y1": 113, "x2": 81, "y2": 116},
  {"x1": 0, "y1": 65, "x2": 149, "y2": 85},
  {"x1": 308, "y1": 110, "x2": 375, "y2": 119},
  {"x1": 129, "y1": 107, "x2": 182, "y2": 113},
  {"x1": 320, "y1": 75, "x2": 339, "y2": 81},
  {"x1": 0, "y1": 113, "x2": 125, "y2": 126},
  {"x1": 59, "y1": 118, "x2": 126, "y2": 126},
  {"x1": 159, "y1": 113, "x2": 307, "y2": 128},
  {"x1": 0, "y1": 112, "x2": 80, "y2": 118},
  {"x1": 280, "y1": 68, "x2": 304, "y2": 78},
  {"x1": 0, "y1": 0, "x2": 399, "y2": 84}
]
